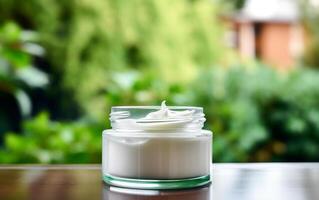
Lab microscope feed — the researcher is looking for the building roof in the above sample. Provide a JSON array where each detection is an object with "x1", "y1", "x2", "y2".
[{"x1": 235, "y1": 0, "x2": 300, "y2": 22}]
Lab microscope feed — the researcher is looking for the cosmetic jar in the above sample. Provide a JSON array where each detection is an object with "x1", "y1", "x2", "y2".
[{"x1": 102, "y1": 102, "x2": 212, "y2": 189}]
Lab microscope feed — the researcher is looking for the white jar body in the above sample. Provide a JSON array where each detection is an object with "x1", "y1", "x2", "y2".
[{"x1": 102, "y1": 130, "x2": 212, "y2": 180}]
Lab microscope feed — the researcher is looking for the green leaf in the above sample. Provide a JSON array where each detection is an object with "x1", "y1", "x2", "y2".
[
  {"x1": 0, "y1": 22, "x2": 21, "y2": 42},
  {"x1": 2, "y1": 48, "x2": 31, "y2": 68}
]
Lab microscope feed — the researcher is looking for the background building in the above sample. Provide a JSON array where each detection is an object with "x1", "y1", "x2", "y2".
[{"x1": 227, "y1": 0, "x2": 306, "y2": 69}]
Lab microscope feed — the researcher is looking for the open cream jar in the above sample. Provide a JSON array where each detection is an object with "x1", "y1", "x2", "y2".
[{"x1": 102, "y1": 101, "x2": 212, "y2": 189}]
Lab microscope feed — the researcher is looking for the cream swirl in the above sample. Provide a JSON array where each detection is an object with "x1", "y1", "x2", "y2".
[
  {"x1": 110, "y1": 101, "x2": 203, "y2": 131},
  {"x1": 138, "y1": 101, "x2": 194, "y2": 122}
]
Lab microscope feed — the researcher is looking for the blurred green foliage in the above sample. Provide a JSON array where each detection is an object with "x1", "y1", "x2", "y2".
[
  {"x1": 193, "y1": 66, "x2": 319, "y2": 162},
  {"x1": 0, "y1": 112, "x2": 102, "y2": 163},
  {"x1": 104, "y1": 65, "x2": 319, "y2": 162},
  {"x1": 223, "y1": 0, "x2": 246, "y2": 9},
  {"x1": 0, "y1": 22, "x2": 47, "y2": 135},
  {"x1": 0, "y1": 0, "x2": 225, "y2": 119},
  {"x1": 302, "y1": 0, "x2": 319, "y2": 68},
  {"x1": 2, "y1": 65, "x2": 319, "y2": 163}
]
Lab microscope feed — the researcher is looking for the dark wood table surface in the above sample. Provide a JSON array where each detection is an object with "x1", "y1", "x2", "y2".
[{"x1": 0, "y1": 163, "x2": 319, "y2": 200}]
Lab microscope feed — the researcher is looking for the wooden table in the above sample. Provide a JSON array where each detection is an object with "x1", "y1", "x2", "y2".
[{"x1": 0, "y1": 164, "x2": 319, "y2": 200}]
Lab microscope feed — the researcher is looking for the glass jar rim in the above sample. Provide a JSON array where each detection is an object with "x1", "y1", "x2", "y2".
[
  {"x1": 111, "y1": 106, "x2": 203, "y2": 111},
  {"x1": 109, "y1": 106, "x2": 205, "y2": 131}
]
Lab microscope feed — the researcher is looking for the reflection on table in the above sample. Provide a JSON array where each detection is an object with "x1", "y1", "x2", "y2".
[{"x1": 103, "y1": 184, "x2": 212, "y2": 200}]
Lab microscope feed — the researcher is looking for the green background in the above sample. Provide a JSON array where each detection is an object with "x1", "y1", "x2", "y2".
[{"x1": 1, "y1": 0, "x2": 319, "y2": 163}]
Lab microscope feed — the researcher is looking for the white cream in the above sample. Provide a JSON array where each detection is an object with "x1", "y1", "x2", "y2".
[
  {"x1": 103, "y1": 133, "x2": 211, "y2": 179},
  {"x1": 139, "y1": 101, "x2": 195, "y2": 121}
]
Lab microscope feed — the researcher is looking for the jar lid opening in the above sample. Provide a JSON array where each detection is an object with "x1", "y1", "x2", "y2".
[{"x1": 109, "y1": 102, "x2": 205, "y2": 131}]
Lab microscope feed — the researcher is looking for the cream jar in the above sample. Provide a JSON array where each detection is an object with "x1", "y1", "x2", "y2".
[{"x1": 102, "y1": 101, "x2": 212, "y2": 189}]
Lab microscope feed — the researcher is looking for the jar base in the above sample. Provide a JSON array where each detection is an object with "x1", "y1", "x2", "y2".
[{"x1": 103, "y1": 174, "x2": 211, "y2": 190}]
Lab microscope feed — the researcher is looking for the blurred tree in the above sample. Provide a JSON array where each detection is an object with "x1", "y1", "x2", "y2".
[
  {"x1": 0, "y1": 22, "x2": 47, "y2": 140},
  {"x1": 0, "y1": 0, "x2": 226, "y2": 120},
  {"x1": 302, "y1": 0, "x2": 319, "y2": 68},
  {"x1": 300, "y1": 0, "x2": 319, "y2": 68}
]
